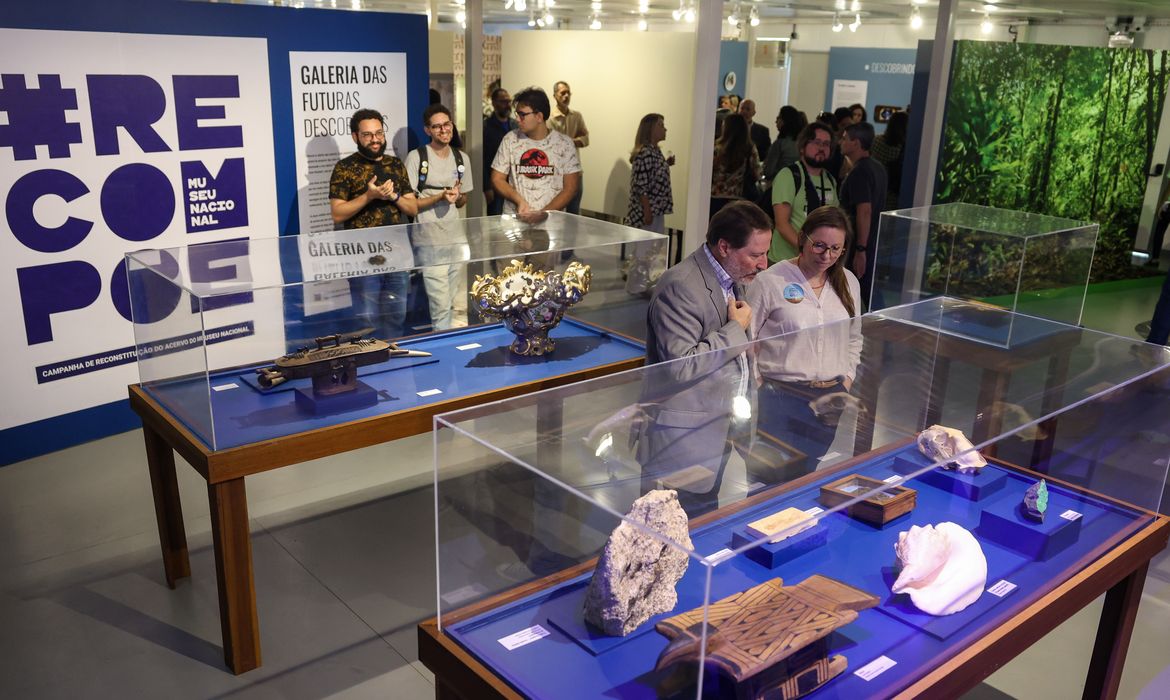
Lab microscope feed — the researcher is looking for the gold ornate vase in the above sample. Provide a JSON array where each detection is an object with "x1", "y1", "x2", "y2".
[{"x1": 471, "y1": 259, "x2": 591, "y2": 356}]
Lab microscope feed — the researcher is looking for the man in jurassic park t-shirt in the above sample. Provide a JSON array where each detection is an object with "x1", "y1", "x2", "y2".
[{"x1": 490, "y1": 86, "x2": 581, "y2": 224}]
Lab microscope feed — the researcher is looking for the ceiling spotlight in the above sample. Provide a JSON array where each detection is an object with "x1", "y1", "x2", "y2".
[
  {"x1": 750, "y1": 7, "x2": 760, "y2": 27},
  {"x1": 454, "y1": 0, "x2": 464, "y2": 5},
  {"x1": 589, "y1": 15, "x2": 601, "y2": 29},
  {"x1": 728, "y1": 8, "x2": 740, "y2": 27},
  {"x1": 638, "y1": 16, "x2": 647, "y2": 31},
  {"x1": 590, "y1": 1, "x2": 601, "y2": 10},
  {"x1": 638, "y1": 0, "x2": 649, "y2": 12},
  {"x1": 981, "y1": 12, "x2": 992, "y2": 34},
  {"x1": 543, "y1": 10, "x2": 553, "y2": 24},
  {"x1": 545, "y1": 0, "x2": 554, "y2": 5},
  {"x1": 849, "y1": 13, "x2": 861, "y2": 32},
  {"x1": 684, "y1": 7, "x2": 695, "y2": 22},
  {"x1": 910, "y1": 7, "x2": 922, "y2": 29},
  {"x1": 516, "y1": 0, "x2": 526, "y2": 10},
  {"x1": 832, "y1": 12, "x2": 843, "y2": 32},
  {"x1": 851, "y1": 0, "x2": 861, "y2": 11},
  {"x1": 455, "y1": 9, "x2": 466, "y2": 23}
]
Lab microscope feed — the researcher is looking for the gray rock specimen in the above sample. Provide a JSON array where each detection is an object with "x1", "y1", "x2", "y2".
[
  {"x1": 1023, "y1": 479, "x2": 1048, "y2": 522},
  {"x1": 583, "y1": 489, "x2": 692, "y2": 636}
]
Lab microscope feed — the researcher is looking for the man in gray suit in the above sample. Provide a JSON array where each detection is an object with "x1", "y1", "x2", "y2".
[{"x1": 639, "y1": 201, "x2": 772, "y2": 516}]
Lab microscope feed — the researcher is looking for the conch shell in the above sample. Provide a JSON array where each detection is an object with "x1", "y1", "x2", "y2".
[
  {"x1": 891, "y1": 522, "x2": 987, "y2": 616},
  {"x1": 917, "y1": 425, "x2": 987, "y2": 474}
]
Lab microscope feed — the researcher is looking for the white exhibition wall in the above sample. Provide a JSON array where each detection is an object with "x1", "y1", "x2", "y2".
[{"x1": 501, "y1": 29, "x2": 696, "y2": 230}]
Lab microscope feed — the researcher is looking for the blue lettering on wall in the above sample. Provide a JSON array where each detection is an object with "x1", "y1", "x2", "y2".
[
  {"x1": 111, "y1": 251, "x2": 182, "y2": 323},
  {"x1": 100, "y1": 163, "x2": 176, "y2": 242},
  {"x1": 187, "y1": 237, "x2": 254, "y2": 312},
  {"x1": 87, "y1": 75, "x2": 171, "y2": 156},
  {"x1": 17, "y1": 260, "x2": 102, "y2": 344},
  {"x1": 6, "y1": 168, "x2": 92, "y2": 252},
  {"x1": 181, "y1": 158, "x2": 248, "y2": 232},
  {"x1": 0, "y1": 73, "x2": 84, "y2": 160},
  {"x1": 173, "y1": 75, "x2": 243, "y2": 151}
]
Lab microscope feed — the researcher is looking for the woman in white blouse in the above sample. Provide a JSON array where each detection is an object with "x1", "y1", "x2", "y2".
[{"x1": 745, "y1": 205, "x2": 863, "y2": 475}]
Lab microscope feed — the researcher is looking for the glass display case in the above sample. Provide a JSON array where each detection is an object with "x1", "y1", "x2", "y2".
[
  {"x1": 870, "y1": 203, "x2": 1098, "y2": 345},
  {"x1": 424, "y1": 297, "x2": 1170, "y2": 699},
  {"x1": 125, "y1": 213, "x2": 666, "y2": 450}
]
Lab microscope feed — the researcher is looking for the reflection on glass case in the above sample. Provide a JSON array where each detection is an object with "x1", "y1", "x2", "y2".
[
  {"x1": 424, "y1": 297, "x2": 1170, "y2": 700},
  {"x1": 871, "y1": 203, "x2": 1098, "y2": 344},
  {"x1": 125, "y1": 213, "x2": 666, "y2": 450}
]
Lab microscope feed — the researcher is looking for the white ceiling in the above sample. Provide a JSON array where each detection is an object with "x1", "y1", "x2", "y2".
[{"x1": 233, "y1": 0, "x2": 1170, "y2": 28}]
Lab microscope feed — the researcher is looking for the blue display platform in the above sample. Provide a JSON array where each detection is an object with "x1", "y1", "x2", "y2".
[
  {"x1": 142, "y1": 318, "x2": 644, "y2": 450},
  {"x1": 444, "y1": 444, "x2": 1148, "y2": 699}
]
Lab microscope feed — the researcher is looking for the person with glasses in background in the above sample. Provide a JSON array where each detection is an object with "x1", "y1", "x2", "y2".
[
  {"x1": 746, "y1": 205, "x2": 863, "y2": 476},
  {"x1": 328, "y1": 108, "x2": 418, "y2": 339},
  {"x1": 770, "y1": 122, "x2": 839, "y2": 266},
  {"x1": 404, "y1": 103, "x2": 474, "y2": 329},
  {"x1": 490, "y1": 86, "x2": 581, "y2": 225}
]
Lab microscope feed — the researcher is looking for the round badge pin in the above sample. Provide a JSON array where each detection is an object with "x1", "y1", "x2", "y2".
[{"x1": 783, "y1": 283, "x2": 805, "y2": 304}]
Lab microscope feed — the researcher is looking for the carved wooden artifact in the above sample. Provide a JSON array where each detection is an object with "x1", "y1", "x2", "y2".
[
  {"x1": 255, "y1": 328, "x2": 430, "y2": 396},
  {"x1": 654, "y1": 575, "x2": 878, "y2": 699}
]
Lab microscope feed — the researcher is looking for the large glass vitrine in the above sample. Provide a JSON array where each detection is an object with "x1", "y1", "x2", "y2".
[
  {"x1": 871, "y1": 203, "x2": 1098, "y2": 343},
  {"x1": 423, "y1": 297, "x2": 1170, "y2": 699}
]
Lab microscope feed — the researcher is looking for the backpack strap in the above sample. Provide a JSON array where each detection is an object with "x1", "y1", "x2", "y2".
[{"x1": 452, "y1": 148, "x2": 465, "y2": 185}]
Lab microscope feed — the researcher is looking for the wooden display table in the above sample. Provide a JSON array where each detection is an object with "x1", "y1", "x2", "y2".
[
  {"x1": 418, "y1": 452, "x2": 1169, "y2": 700},
  {"x1": 130, "y1": 322, "x2": 644, "y2": 674}
]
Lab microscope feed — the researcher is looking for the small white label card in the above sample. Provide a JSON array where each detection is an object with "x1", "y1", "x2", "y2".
[
  {"x1": 1060, "y1": 509, "x2": 1083, "y2": 522},
  {"x1": 212, "y1": 383, "x2": 238, "y2": 392},
  {"x1": 707, "y1": 548, "x2": 735, "y2": 564},
  {"x1": 456, "y1": 342, "x2": 482, "y2": 351},
  {"x1": 417, "y1": 388, "x2": 443, "y2": 397},
  {"x1": 804, "y1": 506, "x2": 825, "y2": 517},
  {"x1": 987, "y1": 579, "x2": 1018, "y2": 597},
  {"x1": 854, "y1": 655, "x2": 897, "y2": 681},
  {"x1": 883, "y1": 475, "x2": 903, "y2": 484},
  {"x1": 498, "y1": 624, "x2": 549, "y2": 651}
]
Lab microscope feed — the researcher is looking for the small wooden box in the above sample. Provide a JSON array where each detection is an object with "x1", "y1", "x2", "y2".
[{"x1": 819, "y1": 474, "x2": 916, "y2": 525}]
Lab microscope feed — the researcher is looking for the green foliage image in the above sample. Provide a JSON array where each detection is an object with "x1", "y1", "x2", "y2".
[{"x1": 937, "y1": 41, "x2": 1170, "y2": 283}]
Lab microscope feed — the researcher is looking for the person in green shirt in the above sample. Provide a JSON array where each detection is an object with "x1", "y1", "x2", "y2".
[{"x1": 770, "y1": 122, "x2": 838, "y2": 265}]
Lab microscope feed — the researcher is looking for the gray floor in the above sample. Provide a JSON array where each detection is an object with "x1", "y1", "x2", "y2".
[{"x1": 2, "y1": 273, "x2": 1170, "y2": 699}]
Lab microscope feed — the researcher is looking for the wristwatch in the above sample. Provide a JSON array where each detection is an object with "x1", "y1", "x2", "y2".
[{"x1": 390, "y1": 191, "x2": 401, "y2": 203}]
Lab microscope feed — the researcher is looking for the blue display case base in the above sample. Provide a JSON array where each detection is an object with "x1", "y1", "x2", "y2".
[
  {"x1": 894, "y1": 455, "x2": 1006, "y2": 501},
  {"x1": 977, "y1": 492, "x2": 1083, "y2": 560},
  {"x1": 294, "y1": 381, "x2": 378, "y2": 415},
  {"x1": 730, "y1": 524, "x2": 827, "y2": 569}
]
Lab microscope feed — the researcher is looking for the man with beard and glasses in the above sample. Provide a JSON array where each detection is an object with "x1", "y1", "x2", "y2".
[
  {"x1": 328, "y1": 108, "x2": 418, "y2": 339},
  {"x1": 769, "y1": 121, "x2": 839, "y2": 266}
]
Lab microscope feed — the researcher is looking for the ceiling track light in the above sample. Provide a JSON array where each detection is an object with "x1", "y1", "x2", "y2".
[
  {"x1": 981, "y1": 12, "x2": 993, "y2": 34},
  {"x1": 910, "y1": 6, "x2": 922, "y2": 29},
  {"x1": 832, "y1": 12, "x2": 843, "y2": 32},
  {"x1": 749, "y1": 7, "x2": 760, "y2": 27},
  {"x1": 637, "y1": 15, "x2": 647, "y2": 31},
  {"x1": 849, "y1": 12, "x2": 861, "y2": 32}
]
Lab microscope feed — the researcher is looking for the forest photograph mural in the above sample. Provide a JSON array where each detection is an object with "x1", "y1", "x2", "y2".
[{"x1": 937, "y1": 40, "x2": 1170, "y2": 284}]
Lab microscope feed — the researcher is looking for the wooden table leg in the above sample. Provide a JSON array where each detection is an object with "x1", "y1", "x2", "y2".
[
  {"x1": 1082, "y1": 562, "x2": 1150, "y2": 700},
  {"x1": 143, "y1": 424, "x2": 190, "y2": 588},
  {"x1": 1031, "y1": 351, "x2": 1071, "y2": 468},
  {"x1": 208, "y1": 477, "x2": 261, "y2": 674},
  {"x1": 973, "y1": 369, "x2": 1009, "y2": 457}
]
